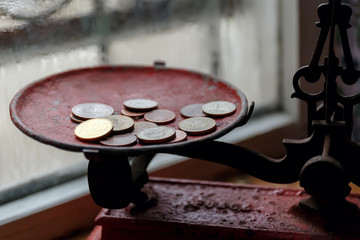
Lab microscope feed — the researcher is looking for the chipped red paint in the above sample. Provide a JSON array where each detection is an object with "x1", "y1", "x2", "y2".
[
  {"x1": 9, "y1": 65, "x2": 248, "y2": 155},
  {"x1": 89, "y1": 177, "x2": 360, "y2": 240}
]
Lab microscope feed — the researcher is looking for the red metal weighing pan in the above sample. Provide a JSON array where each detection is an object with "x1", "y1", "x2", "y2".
[{"x1": 10, "y1": 65, "x2": 249, "y2": 156}]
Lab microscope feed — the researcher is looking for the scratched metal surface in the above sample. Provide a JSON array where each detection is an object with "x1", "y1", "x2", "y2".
[
  {"x1": 94, "y1": 177, "x2": 360, "y2": 240},
  {"x1": 10, "y1": 66, "x2": 248, "y2": 155}
]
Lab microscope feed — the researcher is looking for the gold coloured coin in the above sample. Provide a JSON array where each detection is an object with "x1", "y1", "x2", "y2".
[
  {"x1": 137, "y1": 126, "x2": 176, "y2": 144},
  {"x1": 144, "y1": 109, "x2": 176, "y2": 124},
  {"x1": 72, "y1": 103, "x2": 114, "y2": 120},
  {"x1": 178, "y1": 117, "x2": 216, "y2": 135},
  {"x1": 132, "y1": 121, "x2": 158, "y2": 136},
  {"x1": 74, "y1": 118, "x2": 113, "y2": 141},
  {"x1": 105, "y1": 115, "x2": 134, "y2": 133},
  {"x1": 100, "y1": 133, "x2": 137, "y2": 146},
  {"x1": 168, "y1": 130, "x2": 187, "y2": 143},
  {"x1": 70, "y1": 113, "x2": 84, "y2": 123},
  {"x1": 121, "y1": 108, "x2": 145, "y2": 118},
  {"x1": 180, "y1": 103, "x2": 206, "y2": 118},
  {"x1": 202, "y1": 101, "x2": 236, "y2": 117},
  {"x1": 123, "y1": 99, "x2": 158, "y2": 111}
]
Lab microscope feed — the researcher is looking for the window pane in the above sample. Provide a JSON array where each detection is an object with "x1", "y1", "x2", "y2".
[
  {"x1": 107, "y1": 0, "x2": 279, "y2": 109},
  {"x1": 336, "y1": 0, "x2": 360, "y2": 142},
  {"x1": 220, "y1": 1, "x2": 279, "y2": 109},
  {"x1": 0, "y1": 1, "x2": 99, "y2": 191},
  {"x1": 0, "y1": 46, "x2": 102, "y2": 189},
  {"x1": 108, "y1": 23, "x2": 214, "y2": 75},
  {"x1": 0, "y1": 0, "x2": 283, "y2": 193}
]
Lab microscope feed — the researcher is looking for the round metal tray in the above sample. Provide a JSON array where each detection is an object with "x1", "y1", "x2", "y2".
[{"x1": 10, "y1": 65, "x2": 248, "y2": 156}]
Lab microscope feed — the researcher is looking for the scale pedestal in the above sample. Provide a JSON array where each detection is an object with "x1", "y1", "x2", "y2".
[{"x1": 87, "y1": 177, "x2": 360, "y2": 240}]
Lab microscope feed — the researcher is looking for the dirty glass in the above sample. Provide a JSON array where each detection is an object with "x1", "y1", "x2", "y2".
[
  {"x1": 335, "y1": 0, "x2": 360, "y2": 142},
  {"x1": 0, "y1": 0, "x2": 281, "y2": 200}
]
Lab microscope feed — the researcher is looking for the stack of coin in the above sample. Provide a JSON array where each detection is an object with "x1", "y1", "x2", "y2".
[
  {"x1": 72, "y1": 103, "x2": 115, "y2": 142},
  {"x1": 137, "y1": 126, "x2": 176, "y2": 144},
  {"x1": 136, "y1": 126, "x2": 187, "y2": 144},
  {"x1": 104, "y1": 115, "x2": 134, "y2": 133},
  {"x1": 70, "y1": 113, "x2": 84, "y2": 123},
  {"x1": 168, "y1": 130, "x2": 187, "y2": 143},
  {"x1": 121, "y1": 98, "x2": 159, "y2": 119},
  {"x1": 121, "y1": 108, "x2": 145, "y2": 118},
  {"x1": 132, "y1": 121, "x2": 158, "y2": 135},
  {"x1": 180, "y1": 101, "x2": 236, "y2": 119},
  {"x1": 177, "y1": 100, "x2": 236, "y2": 135}
]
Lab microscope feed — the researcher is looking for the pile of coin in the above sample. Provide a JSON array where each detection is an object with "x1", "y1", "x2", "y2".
[{"x1": 71, "y1": 98, "x2": 236, "y2": 146}]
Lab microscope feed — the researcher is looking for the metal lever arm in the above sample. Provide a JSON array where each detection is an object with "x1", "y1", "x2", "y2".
[{"x1": 170, "y1": 140, "x2": 304, "y2": 184}]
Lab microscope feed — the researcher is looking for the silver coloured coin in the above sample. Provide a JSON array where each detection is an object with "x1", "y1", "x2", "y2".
[
  {"x1": 178, "y1": 117, "x2": 216, "y2": 135},
  {"x1": 144, "y1": 109, "x2": 176, "y2": 124},
  {"x1": 180, "y1": 103, "x2": 206, "y2": 118},
  {"x1": 100, "y1": 133, "x2": 137, "y2": 146},
  {"x1": 202, "y1": 101, "x2": 236, "y2": 117},
  {"x1": 132, "y1": 121, "x2": 158, "y2": 136},
  {"x1": 72, "y1": 103, "x2": 114, "y2": 120},
  {"x1": 105, "y1": 115, "x2": 134, "y2": 133},
  {"x1": 123, "y1": 99, "x2": 158, "y2": 111},
  {"x1": 137, "y1": 126, "x2": 176, "y2": 144}
]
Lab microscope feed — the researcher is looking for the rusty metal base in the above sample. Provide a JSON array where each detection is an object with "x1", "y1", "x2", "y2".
[{"x1": 88, "y1": 177, "x2": 360, "y2": 240}]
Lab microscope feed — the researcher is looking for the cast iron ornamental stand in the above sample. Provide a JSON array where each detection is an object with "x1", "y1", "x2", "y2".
[
  {"x1": 181, "y1": 0, "x2": 360, "y2": 212},
  {"x1": 86, "y1": 0, "x2": 360, "y2": 221},
  {"x1": 175, "y1": 0, "x2": 360, "y2": 220}
]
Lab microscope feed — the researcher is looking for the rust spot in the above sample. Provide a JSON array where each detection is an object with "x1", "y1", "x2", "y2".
[
  {"x1": 239, "y1": 220, "x2": 247, "y2": 225},
  {"x1": 216, "y1": 202, "x2": 229, "y2": 210},
  {"x1": 205, "y1": 200, "x2": 216, "y2": 209},
  {"x1": 230, "y1": 203, "x2": 241, "y2": 212},
  {"x1": 183, "y1": 203, "x2": 199, "y2": 212},
  {"x1": 274, "y1": 189, "x2": 285, "y2": 196},
  {"x1": 241, "y1": 203, "x2": 253, "y2": 212},
  {"x1": 269, "y1": 201, "x2": 276, "y2": 206}
]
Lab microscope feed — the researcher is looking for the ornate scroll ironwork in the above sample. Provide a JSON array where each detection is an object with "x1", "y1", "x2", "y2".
[{"x1": 292, "y1": 0, "x2": 360, "y2": 137}]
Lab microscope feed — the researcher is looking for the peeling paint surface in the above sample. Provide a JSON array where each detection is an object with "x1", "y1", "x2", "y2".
[
  {"x1": 93, "y1": 177, "x2": 360, "y2": 240},
  {"x1": 10, "y1": 66, "x2": 247, "y2": 155}
]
